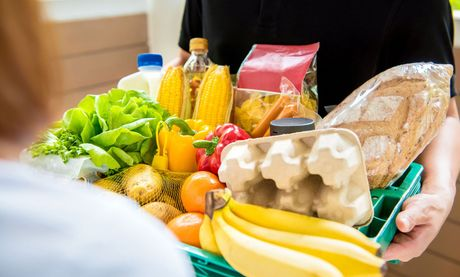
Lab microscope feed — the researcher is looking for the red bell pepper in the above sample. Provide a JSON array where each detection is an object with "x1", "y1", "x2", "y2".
[{"x1": 193, "y1": 123, "x2": 251, "y2": 176}]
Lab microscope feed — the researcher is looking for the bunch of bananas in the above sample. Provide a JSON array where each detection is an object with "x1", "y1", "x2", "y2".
[{"x1": 200, "y1": 190, "x2": 386, "y2": 277}]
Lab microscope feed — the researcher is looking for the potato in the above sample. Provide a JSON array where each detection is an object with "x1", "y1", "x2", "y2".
[
  {"x1": 124, "y1": 164, "x2": 163, "y2": 205},
  {"x1": 157, "y1": 194, "x2": 178, "y2": 208},
  {"x1": 142, "y1": 202, "x2": 182, "y2": 224},
  {"x1": 94, "y1": 178, "x2": 124, "y2": 194}
]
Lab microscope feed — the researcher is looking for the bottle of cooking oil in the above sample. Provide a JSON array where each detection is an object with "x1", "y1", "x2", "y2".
[{"x1": 183, "y1": 38, "x2": 212, "y2": 115}]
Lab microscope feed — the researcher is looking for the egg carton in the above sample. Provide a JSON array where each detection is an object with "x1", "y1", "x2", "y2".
[{"x1": 218, "y1": 128, "x2": 374, "y2": 227}]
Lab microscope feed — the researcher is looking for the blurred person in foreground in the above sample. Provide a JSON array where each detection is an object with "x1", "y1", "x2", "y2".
[
  {"x1": 169, "y1": 0, "x2": 460, "y2": 262},
  {"x1": 0, "y1": 1, "x2": 193, "y2": 276}
]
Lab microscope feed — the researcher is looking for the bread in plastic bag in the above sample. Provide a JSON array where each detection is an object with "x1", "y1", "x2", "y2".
[{"x1": 318, "y1": 63, "x2": 453, "y2": 188}]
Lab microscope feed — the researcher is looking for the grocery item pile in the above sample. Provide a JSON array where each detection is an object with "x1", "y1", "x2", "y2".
[{"x1": 24, "y1": 38, "x2": 453, "y2": 276}]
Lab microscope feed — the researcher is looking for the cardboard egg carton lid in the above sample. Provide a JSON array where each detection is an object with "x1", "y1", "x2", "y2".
[{"x1": 218, "y1": 128, "x2": 374, "y2": 227}]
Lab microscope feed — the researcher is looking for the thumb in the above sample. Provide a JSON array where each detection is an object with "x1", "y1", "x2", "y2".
[
  {"x1": 396, "y1": 202, "x2": 429, "y2": 233},
  {"x1": 396, "y1": 212, "x2": 414, "y2": 233}
]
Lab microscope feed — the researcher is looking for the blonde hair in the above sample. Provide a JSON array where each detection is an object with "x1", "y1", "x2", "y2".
[{"x1": 0, "y1": 0, "x2": 60, "y2": 143}]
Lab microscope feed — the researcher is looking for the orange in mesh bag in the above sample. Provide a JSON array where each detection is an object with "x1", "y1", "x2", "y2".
[{"x1": 94, "y1": 164, "x2": 191, "y2": 223}]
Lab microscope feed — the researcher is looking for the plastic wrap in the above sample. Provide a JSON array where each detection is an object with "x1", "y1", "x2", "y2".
[
  {"x1": 20, "y1": 151, "x2": 108, "y2": 182},
  {"x1": 218, "y1": 128, "x2": 374, "y2": 227},
  {"x1": 233, "y1": 85, "x2": 321, "y2": 136},
  {"x1": 318, "y1": 63, "x2": 453, "y2": 188},
  {"x1": 237, "y1": 43, "x2": 319, "y2": 112}
]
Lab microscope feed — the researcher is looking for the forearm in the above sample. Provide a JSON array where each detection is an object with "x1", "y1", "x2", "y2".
[
  {"x1": 384, "y1": 100, "x2": 460, "y2": 261},
  {"x1": 416, "y1": 99, "x2": 460, "y2": 198}
]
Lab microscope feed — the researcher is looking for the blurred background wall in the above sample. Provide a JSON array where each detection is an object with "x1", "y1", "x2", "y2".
[
  {"x1": 42, "y1": 1, "x2": 460, "y2": 276},
  {"x1": 42, "y1": 0, "x2": 185, "y2": 108},
  {"x1": 43, "y1": 0, "x2": 149, "y2": 108}
]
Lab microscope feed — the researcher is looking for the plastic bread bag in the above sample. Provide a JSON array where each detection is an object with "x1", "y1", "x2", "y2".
[
  {"x1": 317, "y1": 63, "x2": 453, "y2": 188},
  {"x1": 237, "y1": 43, "x2": 319, "y2": 112},
  {"x1": 234, "y1": 78, "x2": 321, "y2": 136}
]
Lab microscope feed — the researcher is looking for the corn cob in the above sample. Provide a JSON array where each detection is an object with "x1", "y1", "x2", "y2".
[
  {"x1": 157, "y1": 66, "x2": 190, "y2": 118},
  {"x1": 193, "y1": 65, "x2": 233, "y2": 127}
]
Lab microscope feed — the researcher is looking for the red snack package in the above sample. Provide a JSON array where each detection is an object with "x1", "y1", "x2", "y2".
[{"x1": 237, "y1": 43, "x2": 320, "y2": 112}]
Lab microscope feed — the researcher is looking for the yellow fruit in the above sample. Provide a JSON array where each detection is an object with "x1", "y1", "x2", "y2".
[
  {"x1": 142, "y1": 202, "x2": 182, "y2": 224},
  {"x1": 228, "y1": 198, "x2": 381, "y2": 255},
  {"x1": 222, "y1": 205, "x2": 385, "y2": 276},
  {"x1": 199, "y1": 214, "x2": 220, "y2": 255},
  {"x1": 212, "y1": 209, "x2": 342, "y2": 277}
]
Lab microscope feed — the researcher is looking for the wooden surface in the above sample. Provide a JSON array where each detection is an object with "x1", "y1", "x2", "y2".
[{"x1": 53, "y1": 14, "x2": 148, "y2": 109}]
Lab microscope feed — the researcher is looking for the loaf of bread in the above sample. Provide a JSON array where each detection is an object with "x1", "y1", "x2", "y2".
[{"x1": 318, "y1": 63, "x2": 452, "y2": 188}]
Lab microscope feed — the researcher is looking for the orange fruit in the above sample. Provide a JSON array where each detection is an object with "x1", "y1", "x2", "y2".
[
  {"x1": 167, "y1": 212, "x2": 204, "y2": 248},
  {"x1": 181, "y1": 171, "x2": 225, "y2": 213}
]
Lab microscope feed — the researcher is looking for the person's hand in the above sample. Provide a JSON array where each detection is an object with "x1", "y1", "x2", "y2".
[
  {"x1": 383, "y1": 185, "x2": 454, "y2": 262},
  {"x1": 164, "y1": 49, "x2": 191, "y2": 69},
  {"x1": 164, "y1": 57, "x2": 186, "y2": 69}
]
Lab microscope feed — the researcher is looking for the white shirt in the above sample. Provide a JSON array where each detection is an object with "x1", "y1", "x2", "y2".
[{"x1": 0, "y1": 161, "x2": 194, "y2": 277}]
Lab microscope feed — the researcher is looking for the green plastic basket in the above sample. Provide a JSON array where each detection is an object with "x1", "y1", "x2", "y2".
[
  {"x1": 358, "y1": 163, "x2": 423, "y2": 251},
  {"x1": 181, "y1": 163, "x2": 423, "y2": 276}
]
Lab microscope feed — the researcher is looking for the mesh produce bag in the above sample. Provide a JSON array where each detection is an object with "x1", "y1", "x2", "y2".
[{"x1": 94, "y1": 164, "x2": 191, "y2": 222}]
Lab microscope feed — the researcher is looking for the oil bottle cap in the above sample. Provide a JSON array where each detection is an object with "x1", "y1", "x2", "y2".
[
  {"x1": 190, "y1": 38, "x2": 208, "y2": 51},
  {"x1": 137, "y1": 53, "x2": 163, "y2": 68},
  {"x1": 270, "y1": 118, "x2": 315, "y2": 136}
]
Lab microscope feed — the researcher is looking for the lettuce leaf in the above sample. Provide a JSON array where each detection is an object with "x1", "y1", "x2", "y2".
[
  {"x1": 108, "y1": 147, "x2": 134, "y2": 167},
  {"x1": 31, "y1": 89, "x2": 169, "y2": 174},
  {"x1": 63, "y1": 108, "x2": 89, "y2": 135},
  {"x1": 80, "y1": 143, "x2": 120, "y2": 169}
]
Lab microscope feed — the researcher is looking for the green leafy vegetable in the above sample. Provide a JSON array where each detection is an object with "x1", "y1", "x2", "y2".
[
  {"x1": 29, "y1": 89, "x2": 169, "y2": 175},
  {"x1": 80, "y1": 144, "x2": 120, "y2": 169},
  {"x1": 29, "y1": 129, "x2": 86, "y2": 163}
]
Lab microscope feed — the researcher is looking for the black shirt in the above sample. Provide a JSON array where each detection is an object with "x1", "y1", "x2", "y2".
[{"x1": 179, "y1": 0, "x2": 457, "y2": 115}]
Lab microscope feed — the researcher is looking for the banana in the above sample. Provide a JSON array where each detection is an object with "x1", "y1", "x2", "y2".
[
  {"x1": 199, "y1": 214, "x2": 220, "y2": 255},
  {"x1": 212, "y1": 209, "x2": 343, "y2": 277},
  {"x1": 228, "y1": 198, "x2": 381, "y2": 255},
  {"x1": 222, "y1": 205, "x2": 385, "y2": 276}
]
